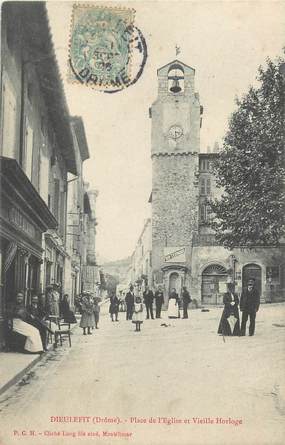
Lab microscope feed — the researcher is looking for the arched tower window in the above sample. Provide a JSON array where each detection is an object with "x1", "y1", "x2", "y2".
[{"x1": 168, "y1": 65, "x2": 184, "y2": 93}]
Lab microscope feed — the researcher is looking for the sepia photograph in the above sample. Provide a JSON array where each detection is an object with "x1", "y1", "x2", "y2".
[{"x1": 0, "y1": 1, "x2": 284, "y2": 444}]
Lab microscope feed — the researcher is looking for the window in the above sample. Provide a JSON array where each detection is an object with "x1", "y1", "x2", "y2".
[
  {"x1": 53, "y1": 179, "x2": 60, "y2": 221},
  {"x1": 200, "y1": 159, "x2": 211, "y2": 171},
  {"x1": 206, "y1": 178, "x2": 211, "y2": 195},
  {"x1": 266, "y1": 266, "x2": 280, "y2": 282},
  {"x1": 200, "y1": 178, "x2": 206, "y2": 195},
  {"x1": 39, "y1": 147, "x2": 50, "y2": 204},
  {"x1": 24, "y1": 118, "x2": 34, "y2": 180},
  {"x1": 200, "y1": 203, "x2": 206, "y2": 223},
  {"x1": 59, "y1": 191, "x2": 66, "y2": 239},
  {"x1": 1, "y1": 75, "x2": 17, "y2": 157},
  {"x1": 200, "y1": 203, "x2": 212, "y2": 224},
  {"x1": 145, "y1": 259, "x2": 149, "y2": 275}
]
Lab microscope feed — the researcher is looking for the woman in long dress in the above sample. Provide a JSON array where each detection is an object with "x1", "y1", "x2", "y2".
[
  {"x1": 168, "y1": 288, "x2": 180, "y2": 319},
  {"x1": 80, "y1": 293, "x2": 95, "y2": 335},
  {"x1": 218, "y1": 283, "x2": 240, "y2": 336},
  {"x1": 60, "y1": 294, "x2": 77, "y2": 324},
  {"x1": 12, "y1": 293, "x2": 43, "y2": 353}
]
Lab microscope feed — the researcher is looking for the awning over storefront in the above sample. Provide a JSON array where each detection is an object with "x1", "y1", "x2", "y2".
[{"x1": 0, "y1": 157, "x2": 58, "y2": 232}]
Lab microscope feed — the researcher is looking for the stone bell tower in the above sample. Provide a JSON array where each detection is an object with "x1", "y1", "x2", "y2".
[{"x1": 150, "y1": 60, "x2": 201, "y2": 300}]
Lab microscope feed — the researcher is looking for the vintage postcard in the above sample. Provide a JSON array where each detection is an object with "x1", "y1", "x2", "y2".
[{"x1": 0, "y1": 1, "x2": 284, "y2": 445}]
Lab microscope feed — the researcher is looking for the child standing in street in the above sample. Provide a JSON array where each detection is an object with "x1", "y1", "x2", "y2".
[
  {"x1": 132, "y1": 296, "x2": 144, "y2": 332},
  {"x1": 93, "y1": 296, "x2": 102, "y2": 329}
]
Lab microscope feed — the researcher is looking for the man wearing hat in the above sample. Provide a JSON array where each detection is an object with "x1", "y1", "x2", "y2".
[
  {"x1": 125, "y1": 285, "x2": 135, "y2": 320},
  {"x1": 240, "y1": 278, "x2": 260, "y2": 336},
  {"x1": 28, "y1": 295, "x2": 51, "y2": 350},
  {"x1": 143, "y1": 285, "x2": 154, "y2": 320},
  {"x1": 154, "y1": 285, "x2": 164, "y2": 319},
  {"x1": 45, "y1": 285, "x2": 53, "y2": 316}
]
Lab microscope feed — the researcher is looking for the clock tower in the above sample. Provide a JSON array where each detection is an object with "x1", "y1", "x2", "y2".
[{"x1": 150, "y1": 60, "x2": 202, "y2": 300}]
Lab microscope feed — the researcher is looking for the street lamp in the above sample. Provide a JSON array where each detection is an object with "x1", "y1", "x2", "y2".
[{"x1": 230, "y1": 254, "x2": 237, "y2": 290}]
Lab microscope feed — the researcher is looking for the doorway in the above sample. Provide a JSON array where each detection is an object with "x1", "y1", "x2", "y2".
[
  {"x1": 201, "y1": 264, "x2": 227, "y2": 305},
  {"x1": 169, "y1": 272, "x2": 180, "y2": 295}
]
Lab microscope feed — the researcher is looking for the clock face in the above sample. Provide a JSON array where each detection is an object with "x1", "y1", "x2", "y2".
[{"x1": 168, "y1": 125, "x2": 183, "y2": 140}]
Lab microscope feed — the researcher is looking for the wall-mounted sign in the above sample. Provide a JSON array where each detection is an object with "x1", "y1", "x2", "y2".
[
  {"x1": 8, "y1": 206, "x2": 36, "y2": 239},
  {"x1": 164, "y1": 247, "x2": 186, "y2": 263}
]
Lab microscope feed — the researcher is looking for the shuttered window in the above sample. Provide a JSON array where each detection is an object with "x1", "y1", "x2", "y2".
[
  {"x1": 24, "y1": 119, "x2": 34, "y2": 181},
  {"x1": 53, "y1": 179, "x2": 60, "y2": 221},
  {"x1": 1, "y1": 75, "x2": 17, "y2": 158},
  {"x1": 206, "y1": 178, "x2": 211, "y2": 195}
]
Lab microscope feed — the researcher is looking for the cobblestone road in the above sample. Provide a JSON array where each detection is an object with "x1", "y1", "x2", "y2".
[{"x1": 0, "y1": 304, "x2": 285, "y2": 445}]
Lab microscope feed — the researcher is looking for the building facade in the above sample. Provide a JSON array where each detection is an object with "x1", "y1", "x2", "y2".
[
  {"x1": 64, "y1": 116, "x2": 90, "y2": 306},
  {"x1": 81, "y1": 185, "x2": 100, "y2": 295},
  {"x1": 129, "y1": 218, "x2": 152, "y2": 289},
  {"x1": 0, "y1": 3, "x2": 99, "y2": 348},
  {"x1": 147, "y1": 59, "x2": 285, "y2": 306}
]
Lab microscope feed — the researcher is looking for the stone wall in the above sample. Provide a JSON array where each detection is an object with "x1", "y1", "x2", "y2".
[
  {"x1": 152, "y1": 153, "x2": 199, "y2": 273},
  {"x1": 191, "y1": 245, "x2": 285, "y2": 304}
]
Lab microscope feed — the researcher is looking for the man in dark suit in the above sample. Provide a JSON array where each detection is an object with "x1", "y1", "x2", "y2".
[
  {"x1": 125, "y1": 285, "x2": 135, "y2": 320},
  {"x1": 154, "y1": 286, "x2": 164, "y2": 318},
  {"x1": 240, "y1": 278, "x2": 260, "y2": 336},
  {"x1": 143, "y1": 286, "x2": 154, "y2": 320},
  {"x1": 181, "y1": 286, "x2": 192, "y2": 319}
]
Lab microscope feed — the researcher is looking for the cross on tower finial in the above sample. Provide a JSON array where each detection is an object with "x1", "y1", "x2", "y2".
[{"x1": 175, "y1": 45, "x2": 181, "y2": 57}]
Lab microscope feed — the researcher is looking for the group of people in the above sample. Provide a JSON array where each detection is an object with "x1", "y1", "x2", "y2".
[
  {"x1": 46, "y1": 283, "x2": 77, "y2": 324},
  {"x1": 108, "y1": 284, "x2": 193, "y2": 332},
  {"x1": 9, "y1": 278, "x2": 260, "y2": 351},
  {"x1": 218, "y1": 279, "x2": 260, "y2": 337},
  {"x1": 9, "y1": 284, "x2": 77, "y2": 354},
  {"x1": 79, "y1": 292, "x2": 102, "y2": 335},
  {"x1": 108, "y1": 279, "x2": 260, "y2": 337}
]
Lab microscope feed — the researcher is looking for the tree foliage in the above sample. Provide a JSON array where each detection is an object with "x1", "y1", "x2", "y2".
[
  {"x1": 104, "y1": 273, "x2": 119, "y2": 296},
  {"x1": 210, "y1": 56, "x2": 285, "y2": 249}
]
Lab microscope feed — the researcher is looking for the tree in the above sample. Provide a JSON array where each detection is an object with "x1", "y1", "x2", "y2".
[
  {"x1": 104, "y1": 273, "x2": 119, "y2": 296},
  {"x1": 210, "y1": 56, "x2": 285, "y2": 249}
]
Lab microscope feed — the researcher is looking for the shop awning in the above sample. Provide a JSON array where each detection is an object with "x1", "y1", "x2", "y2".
[{"x1": 0, "y1": 157, "x2": 58, "y2": 231}]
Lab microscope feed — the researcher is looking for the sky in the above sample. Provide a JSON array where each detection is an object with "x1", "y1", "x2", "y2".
[{"x1": 47, "y1": 0, "x2": 285, "y2": 262}]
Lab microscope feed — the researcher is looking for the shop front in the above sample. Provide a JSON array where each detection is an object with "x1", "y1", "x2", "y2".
[
  {"x1": 0, "y1": 157, "x2": 57, "y2": 350},
  {"x1": 43, "y1": 231, "x2": 67, "y2": 296}
]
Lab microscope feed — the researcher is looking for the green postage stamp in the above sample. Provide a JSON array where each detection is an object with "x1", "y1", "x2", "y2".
[{"x1": 68, "y1": 3, "x2": 146, "y2": 92}]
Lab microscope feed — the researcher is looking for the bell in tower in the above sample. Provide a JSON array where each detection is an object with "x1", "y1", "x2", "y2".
[
  {"x1": 168, "y1": 66, "x2": 184, "y2": 93},
  {"x1": 169, "y1": 77, "x2": 182, "y2": 93}
]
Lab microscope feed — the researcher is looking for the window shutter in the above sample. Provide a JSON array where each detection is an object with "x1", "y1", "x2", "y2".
[
  {"x1": 200, "y1": 178, "x2": 206, "y2": 195},
  {"x1": 206, "y1": 178, "x2": 211, "y2": 195},
  {"x1": 53, "y1": 179, "x2": 60, "y2": 221}
]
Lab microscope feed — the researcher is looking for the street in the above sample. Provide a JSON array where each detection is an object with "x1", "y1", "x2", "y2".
[{"x1": 0, "y1": 303, "x2": 285, "y2": 445}]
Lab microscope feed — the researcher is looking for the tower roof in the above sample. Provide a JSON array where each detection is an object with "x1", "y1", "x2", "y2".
[{"x1": 157, "y1": 59, "x2": 195, "y2": 75}]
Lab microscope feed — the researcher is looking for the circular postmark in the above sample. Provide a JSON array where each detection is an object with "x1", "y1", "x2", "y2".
[{"x1": 68, "y1": 5, "x2": 147, "y2": 93}]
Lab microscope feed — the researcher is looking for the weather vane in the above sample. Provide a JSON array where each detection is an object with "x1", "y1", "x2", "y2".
[{"x1": 175, "y1": 45, "x2": 181, "y2": 57}]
